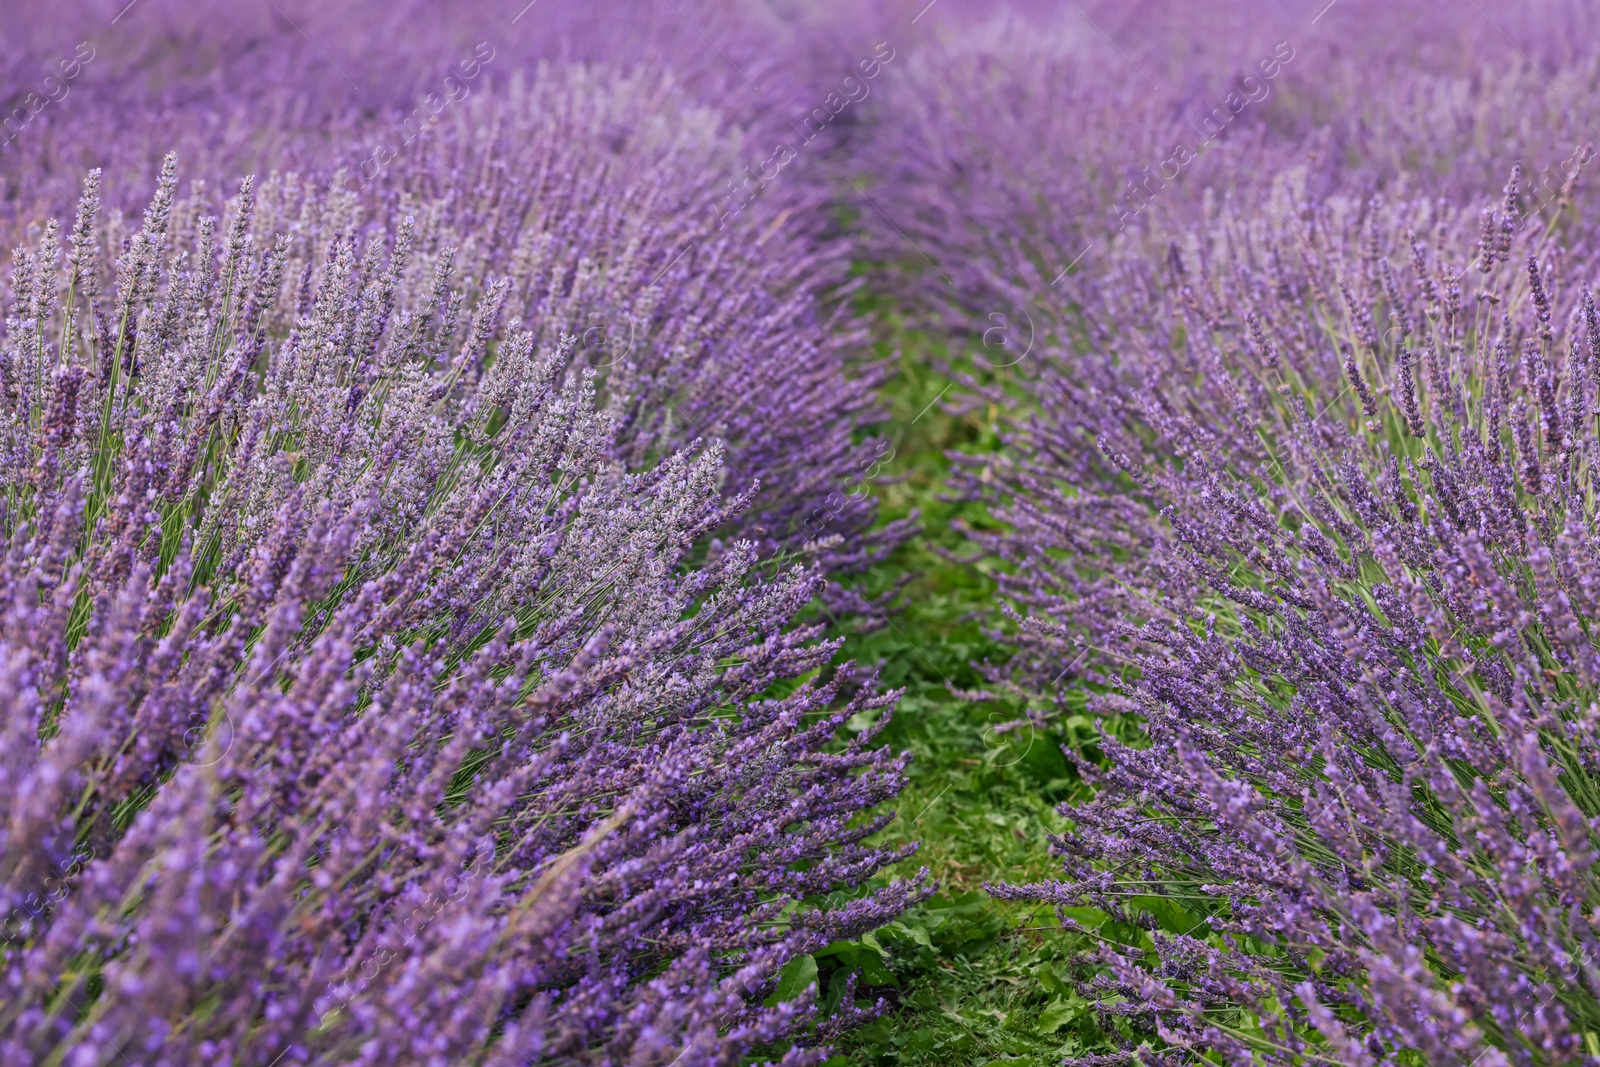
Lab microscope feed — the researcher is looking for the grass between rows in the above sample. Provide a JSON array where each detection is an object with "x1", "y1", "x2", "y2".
[{"x1": 802, "y1": 315, "x2": 1125, "y2": 1067}]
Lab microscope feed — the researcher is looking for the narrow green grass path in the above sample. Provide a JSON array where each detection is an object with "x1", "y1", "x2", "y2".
[{"x1": 814, "y1": 323, "x2": 1122, "y2": 1066}]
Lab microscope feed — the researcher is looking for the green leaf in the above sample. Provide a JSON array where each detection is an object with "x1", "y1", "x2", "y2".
[
  {"x1": 884, "y1": 919, "x2": 935, "y2": 950},
  {"x1": 1036, "y1": 996, "x2": 1085, "y2": 1034},
  {"x1": 858, "y1": 948, "x2": 897, "y2": 987},
  {"x1": 1036, "y1": 965, "x2": 1072, "y2": 998},
  {"x1": 817, "y1": 944, "x2": 860, "y2": 968},
  {"x1": 1131, "y1": 894, "x2": 1206, "y2": 936},
  {"x1": 1059, "y1": 906, "x2": 1108, "y2": 930},
  {"x1": 765, "y1": 954, "x2": 817, "y2": 1007}
]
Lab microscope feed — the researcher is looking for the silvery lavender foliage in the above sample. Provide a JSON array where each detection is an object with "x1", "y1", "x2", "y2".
[
  {"x1": 0, "y1": 11, "x2": 911, "y2": 594},
  {"x1": 290, "y1": 65, "x2": 909, "y2": 594},
  {"x1": 985, "y1": 170, "x2": 1600, "y2": 1063},
  {"x1": 0, "y1": 161, "x2": 928, "y2": 1065}
]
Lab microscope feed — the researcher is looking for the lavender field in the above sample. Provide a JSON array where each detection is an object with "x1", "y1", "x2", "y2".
[{"x1": 0, "y1": 0, "x2": 1596, "y2": 1064}]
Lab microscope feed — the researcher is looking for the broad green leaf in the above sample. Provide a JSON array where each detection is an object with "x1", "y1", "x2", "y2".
[
  {"x1": 765, "y1": 954, "x2": 817, "y2": 1007},
  {"x1": 1036, "y1": 996, "x2": 1085, "y2": 1034}
]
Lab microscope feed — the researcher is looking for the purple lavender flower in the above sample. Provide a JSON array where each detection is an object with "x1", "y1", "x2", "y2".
[
  {"x1": 0, "y1": 160, "x2": 928, "y2": 1065},
  {"x1": 0, "y1": 4, "x2": 913, "y2": 598},
  {"x1": 985, "y1": 168, "x2": 1600, "y2": 1063}
]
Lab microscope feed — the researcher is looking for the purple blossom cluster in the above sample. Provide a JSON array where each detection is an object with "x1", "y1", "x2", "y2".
[
  {"x1": 30, "y1": 0, "x2": 1600, "y2": 1061},
  {"x1": 0, "y1": 2, "x2": 914, "y2": 600},
  {"x1": 803, "y1": 1, "x2": 1600, "y2": 1060},
  {"x1": 0, "y1": 155, "x2": 929, "y2": 1063},
  {"x1": 849, "y1": 0, "x2": 1600, "y2": 359},
  {"x1": 0, "y1": 7, "x2": 955, "y2": 1062},
  {"x1": 979, "y1": 129, "x2": 1600, "y2": 1067}
]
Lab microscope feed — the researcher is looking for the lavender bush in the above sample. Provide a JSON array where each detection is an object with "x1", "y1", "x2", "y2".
[
  {"x1": 33, "y1": 1, "x2": 1600, "y2": 1063},
  {"x1": 973, "y1": 161, "x2": 1600, "y2": 1063},
  {"x1": 1, "y1": 7, "x2": 912, "y2": 596},
  {"x1": 850, "y1": 0, "x2": 1600, "y2": 367},
  {"x1": 0, "y1": 160, "x2": 928, "y2": 1065}
]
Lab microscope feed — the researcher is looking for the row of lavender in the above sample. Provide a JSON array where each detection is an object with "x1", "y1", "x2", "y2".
[
  {"x1": 15, "y1": 0, "x2": 1600, "y2": 1062},
  {"x1": 845, "y1": 1, "x2": 1600, "y2": 1062},
  {"x1": 4, "y1": 2, "x2": 916, "y2": 589},
  {"x1": 0, "y1": 3, "x2": 936, "y2": 1064},
  {"x1": 1, "y1": 161, "x2": 925, "y2": 1065},
  {"x1": 989, "y1": 170, "x2": 1600, "y2": 1066}
]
